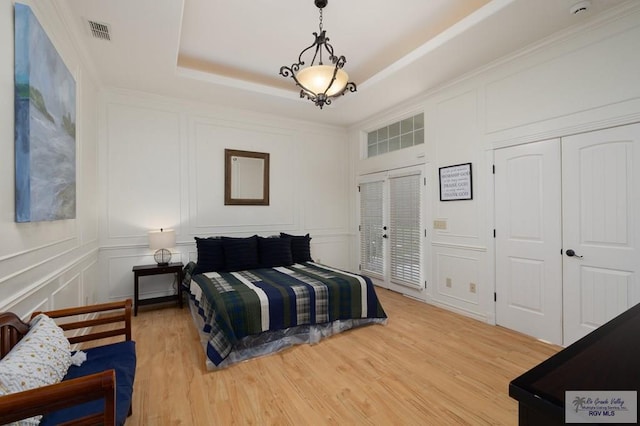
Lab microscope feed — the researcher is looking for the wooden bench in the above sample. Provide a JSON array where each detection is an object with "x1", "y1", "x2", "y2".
[{"x1": 0, "y1": 299, "x2": 136, "y2": 425}]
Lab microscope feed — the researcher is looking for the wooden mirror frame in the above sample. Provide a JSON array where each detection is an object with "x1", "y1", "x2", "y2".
[{"x1": 224, "y1": 149, "x2": 270, "y2": 206}]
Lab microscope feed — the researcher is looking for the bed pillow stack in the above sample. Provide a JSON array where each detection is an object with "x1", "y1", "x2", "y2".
[{"x1": 194, "y1": 233, "x2": 313, "y2": 273}]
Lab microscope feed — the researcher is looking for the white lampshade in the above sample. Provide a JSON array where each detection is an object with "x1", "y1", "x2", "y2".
[
  {"x1": 296, "y1": 65, "x2": 348, "y2": 97},
  {"x1": 148, "y1": 229, "x2": 176, "y2": 250}
]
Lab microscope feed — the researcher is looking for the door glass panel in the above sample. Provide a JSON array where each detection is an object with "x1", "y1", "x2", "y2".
[
  {"x1": 389, "y1": 174, "x2": 421, "y2": 286},
  {"x1": 360, "y1": 181, "x2": 384, "y2": 276}
]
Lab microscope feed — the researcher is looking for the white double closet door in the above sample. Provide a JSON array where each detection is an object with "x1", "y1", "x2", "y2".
[{"x1": 495, "y1": 123, "x2": 640, "y2": 346}]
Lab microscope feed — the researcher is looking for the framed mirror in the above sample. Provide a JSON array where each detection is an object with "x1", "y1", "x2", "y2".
[{"x1": 224, "y1": 149, "x2": 270, "y2": 205}]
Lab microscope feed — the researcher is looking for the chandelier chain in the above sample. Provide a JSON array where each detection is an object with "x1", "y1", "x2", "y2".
[{"x1": 319, "y1": 8, "x2": 323, "y2": 32}]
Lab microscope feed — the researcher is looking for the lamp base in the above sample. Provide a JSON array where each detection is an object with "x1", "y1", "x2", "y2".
[{"x1": 153, "y1": 248, "x2": 172, "y2": 266}]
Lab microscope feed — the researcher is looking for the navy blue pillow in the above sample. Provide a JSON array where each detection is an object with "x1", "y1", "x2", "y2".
[
  {"x1": 258, "y1": 236, "x2": 293, "y2": 268},
  {"x1": 280, "y1": 233, "x2": 312, "y2": 263},
  {"x1": 222, "y1": 235, "x2": 259, "y2": 271},
  {"x1": 194, "y1": 237, "x2": 225, "y2": 274}
]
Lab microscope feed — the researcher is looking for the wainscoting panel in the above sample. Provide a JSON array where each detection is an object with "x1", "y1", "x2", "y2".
[
  {"x1": 436, "y1": 252, "x2": 480, "y2": 305},
  {"x1": 51, "y1": 273, "x2": 82, "y2": 310},
  {"x1": 189, "y1": 117, "x2": 296, "y2": 233},
  {"x1": 432, "y1": 89, "x2": 483, "y2": 246},
  {"x1": 7, "y1": 298, "x2": 48, "y2": 322},
  {"x1": 107, "y1": 253, "x2": 180, "y2": 301},
  {"x1": 485, "y1": 16, "x2": 640, "y2": 135},
  {"x1": 82, "y1": 260, "x2": 99, "y2": 306},
  {"x1": 430, "y1": 244, "x2": 488, "y2": 322},
  {"x1": 310, "y1": 235, "x2": 352, "y2": 272},
  {"x1": 105, "y1": 103, "x2": 182, "y2": 241},
  {"x1": 301, "y1": 131, "x2": 350, "y2": 234},
  {"x1": 0, "y1": 252, "x2": 99, "y2": 319}
]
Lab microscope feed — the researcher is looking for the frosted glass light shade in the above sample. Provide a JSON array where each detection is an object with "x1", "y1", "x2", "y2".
[
  {"x1": 296, "y1": 65, "x2": 348, "y2": 97},
  {"x1": 148, "y1": 229, "x2": 176, "y2": 250}
]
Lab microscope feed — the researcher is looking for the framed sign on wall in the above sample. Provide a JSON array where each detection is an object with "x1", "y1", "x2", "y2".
[{"x1": 439, "y1": 163, "x2": 472, "y2": 201}]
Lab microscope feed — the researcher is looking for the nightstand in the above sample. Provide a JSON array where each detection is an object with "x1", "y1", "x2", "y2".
[{"x1": 132, "y1": 262, "x2": 184, "y2": 316}]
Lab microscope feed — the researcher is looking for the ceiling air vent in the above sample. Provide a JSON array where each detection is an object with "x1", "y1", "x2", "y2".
[{"x1": 88, "y1": 20, "x2": 111, "y2": 41}]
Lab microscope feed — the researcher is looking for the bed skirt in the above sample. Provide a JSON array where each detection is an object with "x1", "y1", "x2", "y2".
[{"x1": 187, "y1": 296, "x2": 387, "y2": 371}]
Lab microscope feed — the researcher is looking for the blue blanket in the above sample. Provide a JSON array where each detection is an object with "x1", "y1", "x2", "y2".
[{"x1": 184, "y1": 262, "x2": 387, "y2": 366}]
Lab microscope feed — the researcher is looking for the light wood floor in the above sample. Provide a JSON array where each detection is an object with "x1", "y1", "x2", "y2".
[{"x1": 124, "y1": 288, "x2": 560, "y2": 425}]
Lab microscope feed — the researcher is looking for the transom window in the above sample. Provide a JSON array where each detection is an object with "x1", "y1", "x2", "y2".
[{"x1": 367, "y1": 113, "x2": 424, "y2": 158}]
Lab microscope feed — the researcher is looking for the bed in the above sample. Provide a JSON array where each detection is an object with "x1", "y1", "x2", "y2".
[{"x1": 182, "y1": 233, "x2": 388, "y2": 370}]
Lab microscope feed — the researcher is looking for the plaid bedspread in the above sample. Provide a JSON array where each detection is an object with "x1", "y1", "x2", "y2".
[{"x1": 186, "y1": 262, "x2": 387, "y2": 366}]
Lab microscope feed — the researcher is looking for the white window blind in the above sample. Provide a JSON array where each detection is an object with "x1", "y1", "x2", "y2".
[
  {"x1": 360, "y1": 181, "x2": 384, "y2": 276},
  {"x1": 389, "y1": 173, "x2": 421, "y2": 287}
]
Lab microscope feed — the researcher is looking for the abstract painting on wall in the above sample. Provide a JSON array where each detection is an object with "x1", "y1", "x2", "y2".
[{"x1": 14, "y1": 3, "x2": 76, "y2": 222}]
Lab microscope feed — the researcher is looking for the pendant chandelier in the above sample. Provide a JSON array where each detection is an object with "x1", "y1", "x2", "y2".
[{"x1": 279, "y1": 0, "x2": 356, "y2": 109}]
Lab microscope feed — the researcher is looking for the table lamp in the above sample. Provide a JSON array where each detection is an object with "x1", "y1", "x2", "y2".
[{"x1": 148, "y1": 228, "x2": 175, "y2": 266}]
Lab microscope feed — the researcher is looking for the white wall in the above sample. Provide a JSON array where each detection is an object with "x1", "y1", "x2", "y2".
[
  {"x1": 349, "y1": 3, "x2": 640, "y2": 323},
  {"x1": 0, "y1": 0, "x2": 100, "y2": 317},
  {"x1": 98, "y1": 90, "x2": 351, "y2": 302}
]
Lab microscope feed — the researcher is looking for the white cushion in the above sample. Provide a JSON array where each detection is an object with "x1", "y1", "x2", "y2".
[{"x1": 0, "y1": 314, "x2": 72, "y2": 425}]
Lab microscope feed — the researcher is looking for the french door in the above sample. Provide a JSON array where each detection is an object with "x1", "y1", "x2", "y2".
[{"x1": 359, "y1": 165, "x2": 426, "y2": 293}]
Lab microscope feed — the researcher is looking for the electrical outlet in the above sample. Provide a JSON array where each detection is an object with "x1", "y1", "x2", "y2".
[
  {"x1": 433, "y1": 219, "x2": 447, "y2": 230},
  {"x1": 446, "y1": 277, "x2": 452, "y2": 288},
  {"x1": 469, "y1": 282, "x2": 477, "y2": 293}
]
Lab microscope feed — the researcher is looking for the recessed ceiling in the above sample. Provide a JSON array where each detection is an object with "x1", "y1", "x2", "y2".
[
  {"x1": 177, "y1": 0, "x2": 490, "y2": 91},
  {"x1": 56, "y1": 0, "x2": 630, "y2": 127}
]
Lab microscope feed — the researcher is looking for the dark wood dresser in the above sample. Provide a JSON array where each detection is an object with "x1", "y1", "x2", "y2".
[{"x1": 509, "y1": 303, "x2": 640, "y2": 425}]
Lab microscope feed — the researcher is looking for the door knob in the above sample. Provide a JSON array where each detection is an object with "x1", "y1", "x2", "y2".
[
  {"x1": 382, "y1": 234, "x2": 388, "y2": 239},
  {"x1": 565, "y1": 249, "x2": 583, "y2": 259}
]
